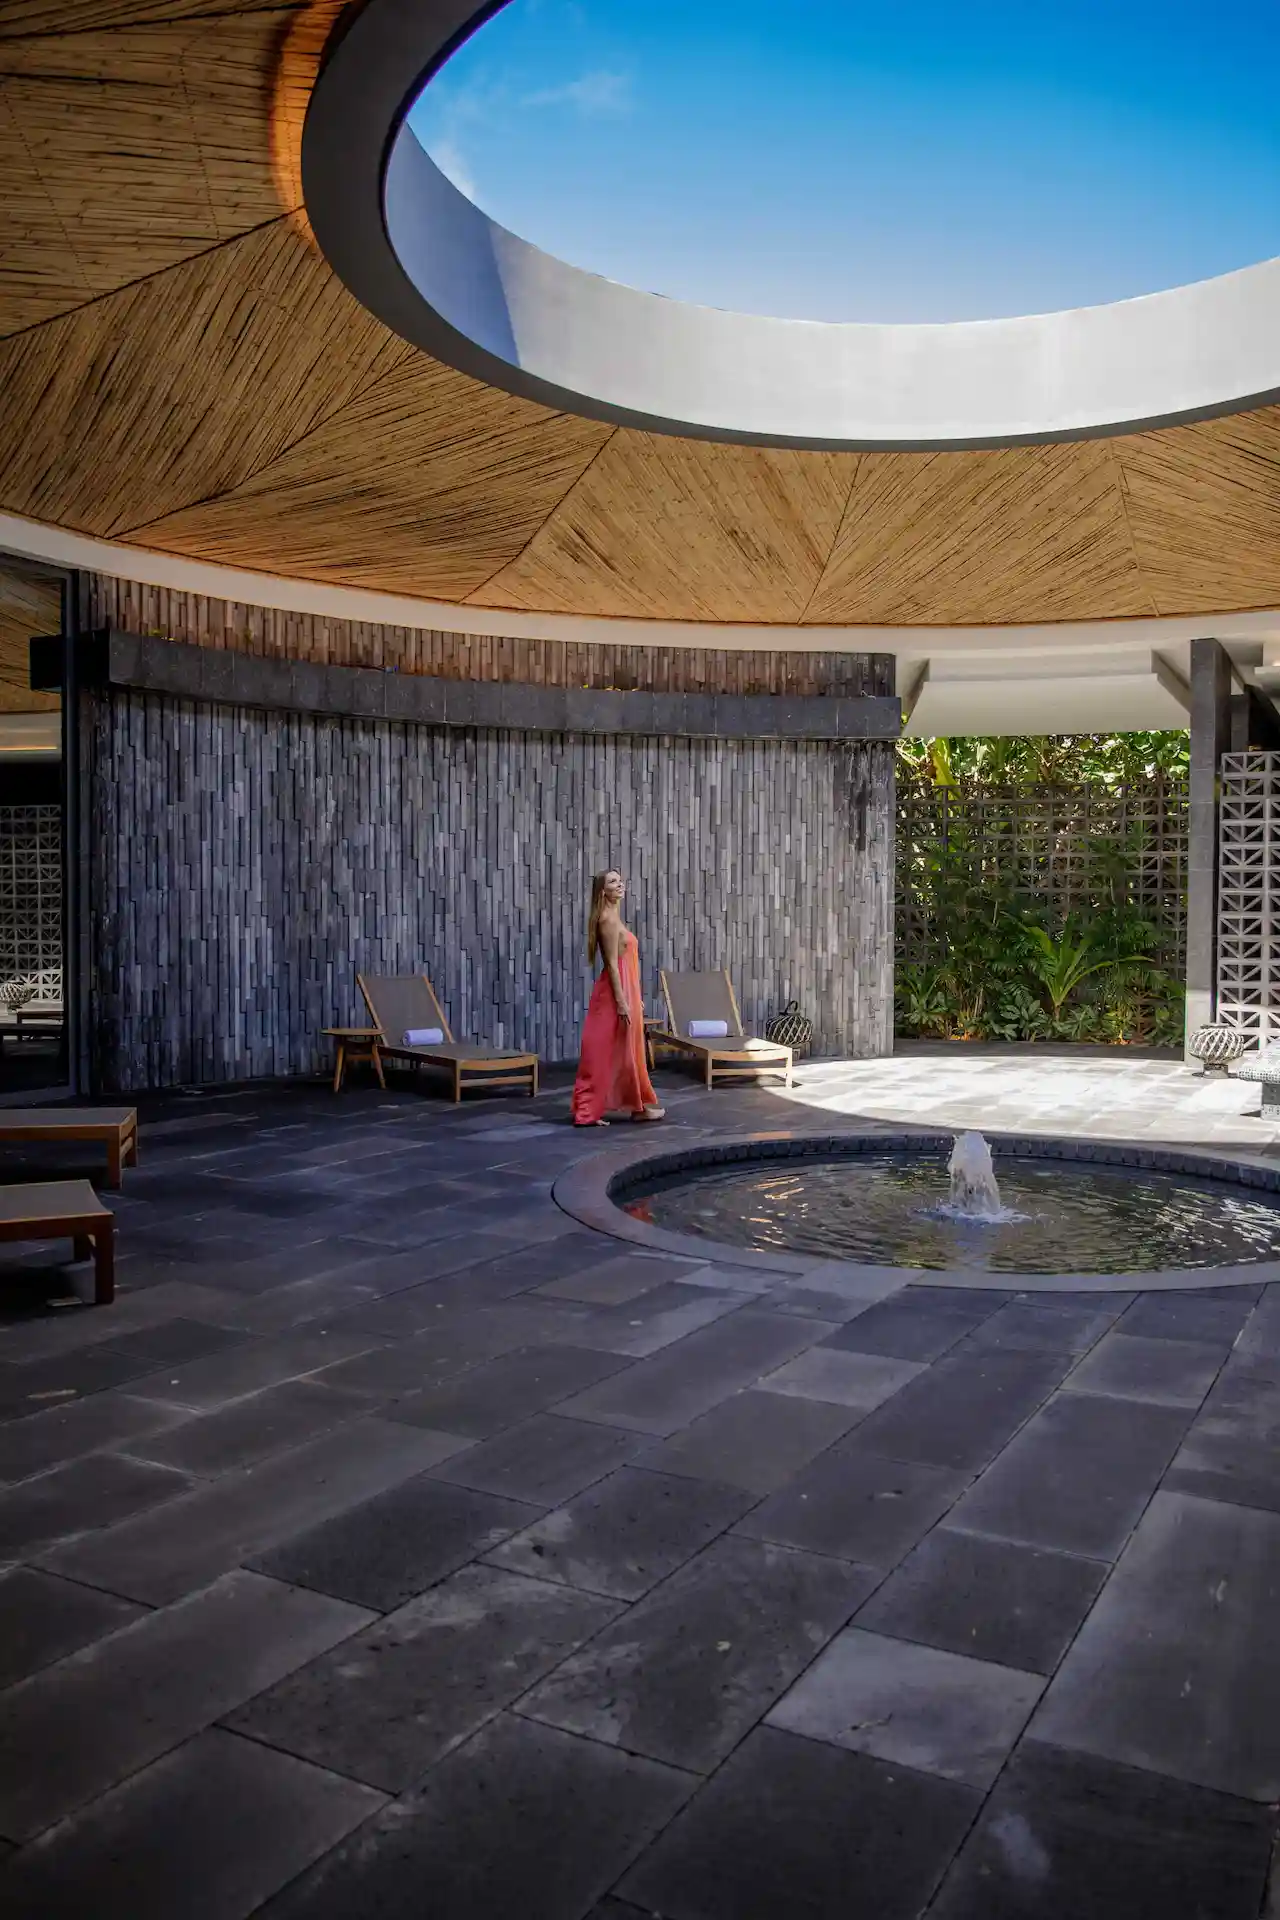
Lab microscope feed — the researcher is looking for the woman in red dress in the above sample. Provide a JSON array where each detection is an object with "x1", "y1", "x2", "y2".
[{"x1": 572, "y1": 869, "x2": 665, "y2": 1127}]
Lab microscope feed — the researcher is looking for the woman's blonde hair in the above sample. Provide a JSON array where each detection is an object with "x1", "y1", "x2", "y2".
[{"x1": 587, "y1": 871, "x2": 612, "y2": 964}]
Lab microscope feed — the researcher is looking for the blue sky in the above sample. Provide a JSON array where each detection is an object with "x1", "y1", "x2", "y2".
[{"x1": 407, "y1": 0, "x2": 1280, "y2": 323}]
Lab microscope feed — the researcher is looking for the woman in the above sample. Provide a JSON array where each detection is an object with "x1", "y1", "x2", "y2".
[{"x1": 572, "y1": 869, "x2": 665, "y2": 1127}]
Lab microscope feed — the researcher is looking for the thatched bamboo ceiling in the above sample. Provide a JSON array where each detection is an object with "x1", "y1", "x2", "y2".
[{"x1": 1, "y1": 0, "x2": 1278, "y2": 626}]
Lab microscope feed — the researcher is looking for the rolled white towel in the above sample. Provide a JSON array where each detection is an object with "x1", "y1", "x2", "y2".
[
  {"x1": 403, "y1": 1028, "x2": 445, "y2": 1046},
  {"x1": 688, "y1": 1019, "x2": 729, "y2": 1039}
]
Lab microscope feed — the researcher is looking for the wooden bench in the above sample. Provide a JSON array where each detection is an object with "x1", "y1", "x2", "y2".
[
  {"x1": 0, "y1": 1108, "x2": 138, "y2": 1188},
  {"x1": 0, "y1": 1180, "x2": 114, "y2": 1304}
]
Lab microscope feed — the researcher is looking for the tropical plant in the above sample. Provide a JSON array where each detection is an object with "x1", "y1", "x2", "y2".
[
  {"x1": 1017, "y1": 918, "x2": 1151, "y2": 1023},
  {"x1": 980, "y1": 981, "x2": 1052, "y2": 1043},
  {"x1": 894, "y1": 964, "x2": 952, "y2": 1038}
]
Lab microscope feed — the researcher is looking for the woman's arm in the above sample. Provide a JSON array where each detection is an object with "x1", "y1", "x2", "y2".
[{"x1": 598, "y1": 917, "x2": 630, "y2": 1025}]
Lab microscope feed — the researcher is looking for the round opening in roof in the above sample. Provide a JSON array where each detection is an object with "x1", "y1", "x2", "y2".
[
  {"x1": 302, "y1": 0, "x2": 1280, "y2": 449},
  {"x1": 409, "y1": 0, "x2": 1280, "y2": 326}
]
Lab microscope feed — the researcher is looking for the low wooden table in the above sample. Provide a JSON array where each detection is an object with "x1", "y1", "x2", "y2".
[
  {"x1": 0, "y1": 1108, "x2": 138, "y2": 1188},
  {"x1": 325, "y1": 1028, "x2": 386, "y2": 1093},
  {"x1": 0, "y1": 1179, "x2": 114, "y2": 1304},
  {"x1": 14, "y1": 1006, "x2": 63, "y2": 1039}
]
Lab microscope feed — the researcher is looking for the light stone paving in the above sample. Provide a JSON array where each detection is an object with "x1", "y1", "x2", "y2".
[{"x1": 762, "y1": 1048, "x2": 1280, "y2": 1152}]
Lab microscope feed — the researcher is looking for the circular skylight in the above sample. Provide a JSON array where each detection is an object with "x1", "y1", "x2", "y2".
[
  {"x1": 409, "y1": 0, "x2": 1280, "y2": 324},
  {"x1": 302, "y1": 0, "x2": 1280, "y2": 448}
]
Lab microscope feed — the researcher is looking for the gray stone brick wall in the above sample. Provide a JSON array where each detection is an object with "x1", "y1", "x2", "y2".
[{"x1": 89, "y1": 691, "x2": 894, "y2": 1090}]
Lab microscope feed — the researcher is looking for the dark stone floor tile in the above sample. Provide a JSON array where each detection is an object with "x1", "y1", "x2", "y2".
[
  {"x1": 0, "y1": 1392, "x2": 185, "y2": 1484},
  {"x1": 97, "y1": 1318, "x2": 251, "y2": 1369},
  {"x1": 41, "y1": 1419, "x2": 465, "y2": 1604},
  {"x1": 310, "y1": 1316, "x2": 518, "y2": 1396},
  {"x1": 636, "y1": 1388, "x2": 859, "y2": 1494},
  {"x1": 1119, "y1": 1291, "x2": 1257, "y2": 1347},
  {"x1": 1227, "y1": 1285, "x2": 1280, "y2": 1365},
  {"x1": 252, "y1": 1474, "x2": 537, "y2": 1610},
  {"x1": 735, "y1": 1440, "x2": 965, "y2": 1569},
  {"x1": 619, "y1": 1724, "x2": 979, "y2": 1920},
  {"x1": 760, "y1": 1344, "x2": 924, "y2": 1408},
  {"x1": 1165, "y1": 1364, "x2": 1280, "y2": 1514},
  {"x1": 855, "y1": 1526, "x2": 1107, "y2": 1674},
  {"x1": 549, "y1": 1282, "x2": 743, "y2": 1357},
  {"x1": 0, "y1": 1344, "x2": 167, "y2": 1420},
  {"x1": 0, "y1": 1452, "x2": 191, "y2": 1559},
  {"x1": 519, "y1": 1534, "x2": 870, "y2": 1773},
  {"x1": 675, "y1": 1260, "x2": 776, "y2": 1294},
  {"x1": 0, "y1": 1569, "x2": 368, "y2": 1842},
  {"x1": 906, "y1": 1286, "x2": 1013, "y2": 1315},
  {"x1": 953, "y1": 1391, "x2": 1191, "y2": 1559},
  {"x1": 132, "y1": 1328, "x2": 385, "y2": 1412},
  {"x1": 227, "y1": 1564, "x2": 620, "y2": 1792},
  {"x1": 428, "y1": 1413, "x2": 642, "y2": 1505},
  {"x1": 557, "y1": 1310, "x2": 835, "y2": 1437},
  {"x1": 1065, "y1": 1333, "x2": 1227, "y2": 1407},
  {"x1": 387, "y1": 1346, "x2": 633, "y2": 1439},
  {"x1": 956, "y1": 1298, "x2": 1125, "y2": 1356},
  {"x1": 148, "y1": 1238, "x2": 372, "y2": 1298},
  {"x1": 0, "y1": 1729, "x2": 384, "y2": 1920},
  {"x1": 254, "y1": 1711, "x2": 692, "y2": 1920},
  {"x1": 932, "y1": 1739, "x2": 1273, "y2": 1919},
  {"x1": 487, "y1": 1467, "x2": 753, "y2": 1599},
  {"x1": 0, "y1": 1569, "x2": 146, "y2": 1691},
  {"x1": 848, "y1": 1348, "x2": 1073, "y2": 1472},
  {"x1": 209, "y1": 1272, "x2": 391, "y2": 1337},
  {"x1": 333, "y1": 1240, "x2": 573, "y2": 1334},
  {"x1": 821, "y1": 1294, "x2": 998, "y2": 1361},
  {"x1": 535, "y1": 1251, "x2": 695, "y2": 1305},
  {"x1": 762, "y1": 1266, "x2": 907, "y2": 1322},
  {"x1": 1033, "y1": 1490, "x2": 1280, "y2": 1801},
  {"x1": 769, "y1": 1622, "x2": 1042, "y2": 1787},
  {"x1": 122, "y1": 1380, "x2": 375, "y2": 1476}
]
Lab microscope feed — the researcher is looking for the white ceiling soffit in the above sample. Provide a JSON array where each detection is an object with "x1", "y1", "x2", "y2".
[
  {"x1": 907, "y1": 671, "x2": 1192, "y2": 738},
  {"x1": 4, "y1": 512, "x2": 1280, "y2": 664},
  {"x1": 0, "y1": 714, "x2": 60, "y2": 759}
]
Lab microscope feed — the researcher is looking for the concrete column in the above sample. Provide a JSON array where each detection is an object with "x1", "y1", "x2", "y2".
[{"x1": 1185, "y1": 637, "x2": 1233, "y2": 1056}]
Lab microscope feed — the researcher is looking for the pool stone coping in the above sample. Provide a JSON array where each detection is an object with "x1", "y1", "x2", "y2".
[{"x1": 551, "y1": 1128, "x2": 1280, "y2": 1294}]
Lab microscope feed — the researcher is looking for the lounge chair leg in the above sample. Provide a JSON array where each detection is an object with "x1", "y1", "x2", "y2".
[
  {"x1": 93, "y1": 1227, "x2": 115, "y2": 1305},
  {"x1": 127, "y1": 1130, "x2": 139, "y2": 1167},
  {"x1": 530, "y1": 1062, "x2": 538, "y2": 1098},
  {"x1": 332, "y1": 1042, "x2": 345, "y2": 1093},
  {"x1": 106, "y1": 1139, "x2": 122, "y2": 1189},
  {"x1": 453, "y1": 1062, "x2": 462, "y2": 1104},
  {"x1": 372, "y1": 1042, "x2": 386, "y2": 1090},
  {"x1": 705, "y1": 1056, "x2": 713, "y2": 1088}
]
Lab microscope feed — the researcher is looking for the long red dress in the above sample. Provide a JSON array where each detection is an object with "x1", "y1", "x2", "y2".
[{"x1": 572, "y1": 927, "x2": 658, "y2": 1124}]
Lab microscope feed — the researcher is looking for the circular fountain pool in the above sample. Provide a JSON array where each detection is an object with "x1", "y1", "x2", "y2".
[
  {"x1": 550, "y1": 1132, "x2": 1280, "y2": 1288},
  {"x1": 622, "y1": 1150, "x2": 1280, "y2": 1274}
]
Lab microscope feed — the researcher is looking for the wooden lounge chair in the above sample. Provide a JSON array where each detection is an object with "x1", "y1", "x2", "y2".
[
  {"x1": 0, "y1": 1180, "x2": 114, "y2": 1303},
  {"x1": 357, "y1": 973, "x2": 538, "y2": 1104},
  {"x1": 659, "y1": 969, "x2": 793, "y2": 1089},
  {"x1": 0, "y1": 1107, "x2": 138, "y2": 1188}
]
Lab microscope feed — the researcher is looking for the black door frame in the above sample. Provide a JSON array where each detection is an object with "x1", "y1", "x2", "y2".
[{"x1": 0, "y1": 546, "x2": 80, "y2": 1102}]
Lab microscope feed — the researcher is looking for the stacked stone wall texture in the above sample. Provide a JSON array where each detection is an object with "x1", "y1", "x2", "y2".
[{"x1": 90, "y1": 692, "x2": 894, "y2": 1091}]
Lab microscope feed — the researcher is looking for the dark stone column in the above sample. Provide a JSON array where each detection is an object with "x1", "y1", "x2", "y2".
[{"x1": 1185, "y1": 637, "x2": 1233, "y2": 1057}]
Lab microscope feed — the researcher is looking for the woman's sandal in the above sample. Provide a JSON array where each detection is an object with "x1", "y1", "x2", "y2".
[
  {"x1": 573, "y1": 1118, "x2": 610, "y2": 1128},
  {"x1": 631, "y1": 1106, "x2": 666, "y2": 1122}
]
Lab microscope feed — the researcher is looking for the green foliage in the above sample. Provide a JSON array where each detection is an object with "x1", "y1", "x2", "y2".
[
  {"x1": 897, "y1": 730, "x2": 1190, "y2": 789},
  {"x1": 1017, "y1": 917, "x2": 1151, "y2": 1019},
  {"x1": 895, "y1": 731, "x2": 1187, "y2": 1049}
]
